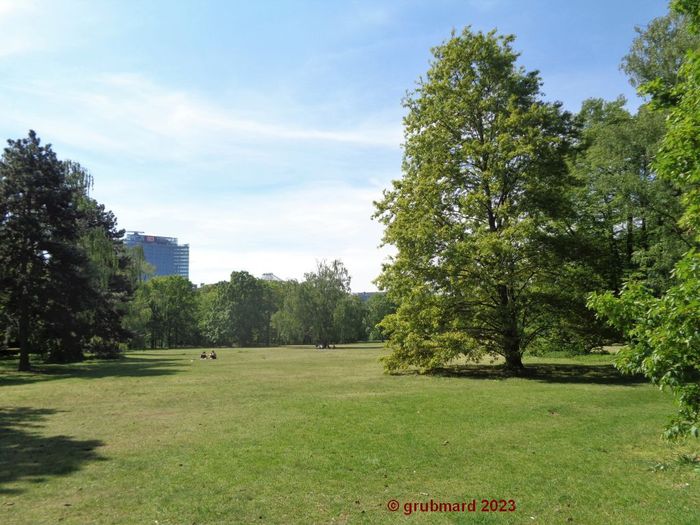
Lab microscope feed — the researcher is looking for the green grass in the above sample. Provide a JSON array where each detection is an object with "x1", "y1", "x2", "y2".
[{"x1": 1, "y1": 344, "x2": 698, "y2": 524}]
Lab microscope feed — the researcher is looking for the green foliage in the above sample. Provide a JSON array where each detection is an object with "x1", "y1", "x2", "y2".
[
  {"x1": 125, "y1": 245, "x2": 154, "y2": 285},
  {"x1": 590, "y1": 0, "x2": 700, "y2": 439},
  {"x1": 199, "y1": 271, "x2": 274, "y2": 347},
  {"x1": 363, "y1": 292, "x2": 396, "y2": 341},
  {"x1": 270, "y1": 280, "x2": 308, "y2": 344},
  {"x1": 375, "y1": 28, "x2": 586, "y2": 372},
  {"x1": 572, "y1": 98, "x2": 688, "y2": 294},
  {"x1": 66, "y1": 162, "x2": 135, "y2": 358},
  {"x1": 195, "y1": 282, "x2": 226, "y2": 346},
  {"x1": 0, "y1": 131, "x2": 133, "y2": 369},
  {"x1": 588, "y1": 254, "x2": 700, "y2": 438},
  {"x1": 333, "y1": 294, "x2": 366, "y2": 343},
  {"x1": 621, "y1": 11, "x2": 700, "y2": 91},
  {"x1": 272, "y1": 260, "x2": 364, "y2": 346},
  {"x1": 126, "y1": 276, "x2": 198, "y2": 348}
]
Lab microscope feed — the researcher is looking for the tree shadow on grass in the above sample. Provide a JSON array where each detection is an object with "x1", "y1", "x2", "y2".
[
  {"x1": 0, "y1": 407, "x2": 105, "y2": 494},
  {"x1": 413, "y1": 363, "x2": 648, "y2": 386},
  {"x1": 0, "y1": 355, "x2": 183, "y2": 386}
]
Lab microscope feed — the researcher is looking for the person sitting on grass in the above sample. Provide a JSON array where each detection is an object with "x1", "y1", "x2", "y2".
[
  {"x1": 200, "y1": 351, "x2": 207, "y2": 360},
  {"x1": 209, "y1": 350, "x2": 217, "y2": 360}
]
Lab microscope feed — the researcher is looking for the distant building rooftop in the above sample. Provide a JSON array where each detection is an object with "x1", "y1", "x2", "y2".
[
  {"x1": 261, "y1": 273, "x2": 283, "y2": 282},
  {"x1": 125, "y1": 231, "x2": 189, "y2": 280}
]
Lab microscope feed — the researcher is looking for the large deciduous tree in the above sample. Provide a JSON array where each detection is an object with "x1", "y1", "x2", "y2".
[
  {"x1": 202, "y1": 271, "x2": 272, "y2": 347},
  {"x1": 374, "y1": 28, "x2": 580, "y2": 372}
]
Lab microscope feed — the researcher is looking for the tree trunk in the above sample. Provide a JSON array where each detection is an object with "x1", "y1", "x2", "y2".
[
  {"x1": 18, "y1": 308, "x2": 31, "y2": 372},
  {"x1": 503, "y1": 351, "x2": 524, "y2": 372},
  {"x1": 498, "y1": 283, "x2": 525, "y2": 373},
  {"x1": 626, "y1": 215, "x2": 634, "y2": 268}
]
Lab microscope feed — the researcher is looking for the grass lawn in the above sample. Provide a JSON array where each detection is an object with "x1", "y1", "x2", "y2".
[{"x1": 1, "y1": 344, "x2": 698, "y2": 524}]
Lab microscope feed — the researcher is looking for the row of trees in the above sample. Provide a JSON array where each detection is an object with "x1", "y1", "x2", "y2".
[
  {"x1": 122, "y1": 261, "x2": 395, "y2": 350},
  {"x1": 375, "y1": 3, "x2": 699, "y2": 436}
]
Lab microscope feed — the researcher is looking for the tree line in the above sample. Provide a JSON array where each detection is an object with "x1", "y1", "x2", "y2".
[{"x1": 124, "y1": 261, "x2": 395, "y2": 350}]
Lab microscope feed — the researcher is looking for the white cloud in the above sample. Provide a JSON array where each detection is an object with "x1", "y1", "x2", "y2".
[
  {"x1": 108, "y1": 181, "x2": 395, "y2": 291},
  {"x1": 0, "y1": 0, "x2": 39, "y2": 57},
  {"x1": 0, "y1": 0, "x2": 34, "y2": 18}
]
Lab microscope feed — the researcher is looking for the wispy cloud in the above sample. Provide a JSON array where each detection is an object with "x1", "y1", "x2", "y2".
[{"x1": 0, "y1": 72, "x2": 401, "y2": 168}]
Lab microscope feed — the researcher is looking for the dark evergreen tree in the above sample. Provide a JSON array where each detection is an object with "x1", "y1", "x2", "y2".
[
  {"x1": 0, "y1": 132, "x2": 134, "y2": 369},
  {"x1": 0, "y1": 132, "x2": 88, "y2": 369}
]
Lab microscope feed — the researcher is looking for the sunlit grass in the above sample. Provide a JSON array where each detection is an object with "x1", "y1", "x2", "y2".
[{"x1": 1, "y1": 344, "x2": 698, "y2": 524}]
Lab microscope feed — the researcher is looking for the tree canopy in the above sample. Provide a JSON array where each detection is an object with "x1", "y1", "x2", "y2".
[
  {"x1": 589, "y1": 0, "x2": 700, "y2": 439},
  {"x1": 374, "y1": 28, "x2": 588, "y2": 372},
  {"x1": 0, "y1": 132, "x2": 134, "y2": 370}
]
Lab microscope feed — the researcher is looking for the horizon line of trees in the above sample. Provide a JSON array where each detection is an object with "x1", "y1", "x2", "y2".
[{"x1": 124, "y1": 260, "x2": 396, "y2": 350}]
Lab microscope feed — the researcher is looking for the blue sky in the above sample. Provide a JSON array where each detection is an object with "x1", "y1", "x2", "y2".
[{"x1": 0, "y1": 0, "x2": 669, "y2": 290}]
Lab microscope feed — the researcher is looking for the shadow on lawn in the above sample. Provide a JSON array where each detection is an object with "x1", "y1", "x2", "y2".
[
  {"x1": 424, "y1": 363, "x2": 647, "y2": 385},
  {"x1": 0, "y1": 407, "x2": 104, "y2": 494},
  {"x1": 0, "y1": 355, "x2": 182, "y2": 386}
]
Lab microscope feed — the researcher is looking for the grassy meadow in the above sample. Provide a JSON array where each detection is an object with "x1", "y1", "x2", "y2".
[{"x1": 1, "y1": 344, "x2": 698, "y2": 524}]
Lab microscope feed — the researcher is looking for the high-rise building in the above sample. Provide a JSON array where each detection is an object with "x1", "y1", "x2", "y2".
[{"x1": 124, "y1": 232, "x2": 189, "y2": 279}]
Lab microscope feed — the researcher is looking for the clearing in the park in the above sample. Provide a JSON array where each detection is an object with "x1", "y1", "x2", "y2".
[{"x1": 1, "y1": 344, "x2": 698, "y2": 524}]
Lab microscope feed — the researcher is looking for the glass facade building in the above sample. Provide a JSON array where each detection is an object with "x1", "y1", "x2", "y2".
[{"x1": 124, "y1": 232, "x2": 189, "y2": 279}]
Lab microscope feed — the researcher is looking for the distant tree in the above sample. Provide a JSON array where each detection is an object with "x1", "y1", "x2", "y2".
[
  {"x1": 260, "y1": 279, "x2": 285, "y2": 345},
  {"x1": 129, "y1": 276, "x2": 197, "y2": 348},
  {"x1": 272, "y1": 260, "x2": 358, "y2": 347},
  {"x1": 196, "y1": 282, "x2": 226, "y2": 346},
  {"x1": 333, "y1": 294, "x2": 366, "y2": 344},
  {"x1": 198, "y1": 272, "x2": 278, "y2": 347},
  {"x1": 363, "y1": 293, "x2": 396, "y2": 341},
  {"x1": 221, "y1": 271, "x2": 269, "y2": 346},
  {"x1": 301, "y1": 260, "x2": 352, "y2": 347},
  {"x1": 374, "y1": 28, "x2": 579, "y2": 372},
  {"x1": 590, "y1": 0, "x2": 700, "y2": 439},
  {"x1": 271, "y1": 281, "x2": 309, "y2": 344},
  {"x1": 572, "y1": 98, "x2": 689, "y2": 294},
  {"x1": 621, "y1": 11, "x2": 700, "y2": 92}
]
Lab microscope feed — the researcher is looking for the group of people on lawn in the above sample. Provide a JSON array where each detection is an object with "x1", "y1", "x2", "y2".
[{"x1": 200, "y1": 351, "x2": 217, "y2": 360}]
